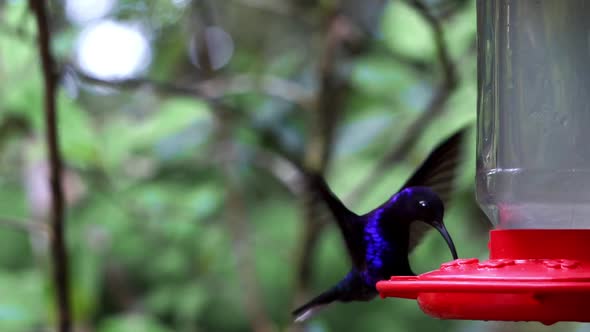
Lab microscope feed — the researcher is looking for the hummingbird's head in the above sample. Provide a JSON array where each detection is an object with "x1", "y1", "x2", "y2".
[{"x1": 393, "y1": 187, "x2": 458, "y2": 260}]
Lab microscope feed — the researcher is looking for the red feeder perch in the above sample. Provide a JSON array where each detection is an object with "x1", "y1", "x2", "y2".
[{"x1": 377, "y1": 0, "x2": 590, "y2": 324}]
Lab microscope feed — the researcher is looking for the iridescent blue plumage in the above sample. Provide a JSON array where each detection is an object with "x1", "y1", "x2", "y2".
[
  {"x1": 292, "y1": 129, "x2": 466, "y2": 322},
  {"x1": 362, "y1": 196, "x2": 397, "y2": 286}
]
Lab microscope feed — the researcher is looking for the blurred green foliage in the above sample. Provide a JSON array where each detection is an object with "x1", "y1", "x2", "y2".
[{"x1": 0, "y1": 1, "x2": 584, "y2": 332}]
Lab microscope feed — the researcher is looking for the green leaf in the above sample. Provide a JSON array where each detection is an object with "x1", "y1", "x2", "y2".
[
  {"x1": 70, "y1": 243, "x2": 103, "y2": 321},
  {"x1": 103, "y1": 98, "x2": 212, "y2": 167},
  {"x1": 58, "y1": 93, "x2": 101, "y2": 168},
  {"x1": 381, "y1": 1, "x2": 436, "y2": 61},
  {"x1": 444, "y1": 1, "x2": 477, "y2": 59},
  {"x1": 98, "y1": 314, "x2": 172, "y2": 332},
  {"x1": 351, "y1": 56, "x2": 418, "y2": 97},
  {"x1": 333, "y1": 113, "x2": 395, "y2": 159},
  {"x1": 151, "y1": 248, "x2": 188, "y2": 278},
  {"x1": 0, "y1": 270, "x2": 45, "y2": 331},
  {"x1": 144, "y1": 285, "x2": 176, "y2": 314},
  {"x1": 176, "y1": 283, "x2": 207, "y2": 322},
  {"x1": 130, "y1": 98, "x2": 210, "y2": 146}
]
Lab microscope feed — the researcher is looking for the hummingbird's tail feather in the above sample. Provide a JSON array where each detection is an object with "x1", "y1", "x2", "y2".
[
  {"x1": 292, "y1": 304, "x2": 326, "y2": 323},
  {"x1": 292, "y1": 287, "x2": 341, "y2": 323}
]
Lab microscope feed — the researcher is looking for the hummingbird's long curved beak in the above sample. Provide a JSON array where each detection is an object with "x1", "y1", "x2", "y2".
[{"x1": 432, "y1": 221, "x2": 458, "y2": 260}]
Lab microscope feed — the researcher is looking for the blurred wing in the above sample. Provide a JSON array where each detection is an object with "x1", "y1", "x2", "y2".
[
  {"x1": 402, "y1": 128, "x2": 467, "y2": 253},
  {"x1": 306, "y1": 173, "x2": 366, "y2": 269}
]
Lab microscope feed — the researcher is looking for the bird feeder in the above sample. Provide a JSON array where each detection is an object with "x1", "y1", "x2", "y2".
[{"x1": 377, "y1": 0, "x2": 590, "y2": 324}]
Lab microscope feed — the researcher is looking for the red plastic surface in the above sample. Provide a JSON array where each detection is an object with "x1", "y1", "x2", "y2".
[{"x1": 377, "y1": 229, "x2": 590, "y2": 324}]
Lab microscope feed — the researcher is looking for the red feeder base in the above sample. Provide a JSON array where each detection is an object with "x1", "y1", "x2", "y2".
[{"x1": 377, "y1": 229, "x2": 590, "y2": 325}]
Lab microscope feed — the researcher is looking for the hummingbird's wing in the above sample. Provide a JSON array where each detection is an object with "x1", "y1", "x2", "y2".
[
  {"x1": 307, "y1": 174, "x2": 366, "y2": 269},
  {"x1": 400, "y1": 128, "x2": 467, "y2": 253}
]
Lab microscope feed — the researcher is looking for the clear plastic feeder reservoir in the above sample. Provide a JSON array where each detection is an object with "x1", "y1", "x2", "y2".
[
  {"x1": 377, "y1": 0, "x2": 590, "y2": 324},
  {"x1": 477, "y1": 0, "x2": 590, "y2": 230}
]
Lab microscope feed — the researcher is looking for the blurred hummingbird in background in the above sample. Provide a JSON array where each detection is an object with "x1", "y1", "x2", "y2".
[{"x1": 292, "y1": 128, "x2": 466, "y2": 322}]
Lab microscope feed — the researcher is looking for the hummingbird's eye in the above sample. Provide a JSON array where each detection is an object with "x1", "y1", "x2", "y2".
[{"x1": 418, "y1": 200, "x2": 427, "y2": 208}]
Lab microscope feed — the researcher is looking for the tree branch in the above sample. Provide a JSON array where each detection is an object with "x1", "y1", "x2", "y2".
[
  {"x1": 194, "y1": 3, "x2": 276, "y2": 328},
  {"x1": 224, "y1": 171, "x2": 276, "y2": 332},
  {"x1": 28, "y1": 1, "x2": 71, "y2": 331},
  {"x1": 410, "y1": 0, "x2": 456, "y2": 84},
  {"x1": 0, "y1": 218, "x2": 46, "y2": 234},
  {"x1": 214, "y1": 106, "x2": 276, "y2": 332},
  {"x1": 227, "y1": 0, "x2": 317, "y2": 26},
  {"x1": 68, "y1": 66, "x2": 314, "y2": 110},
  {"x1": 291, "y1": 13, "x2": 355, "y2": 322},
  {"x1": 250, "y1": 149, "x2": 304, "y2": 196},
  {"x1": 345, "y1": 0, "x2": 459, "y2": 204},
  {"x1": 229, "y1": 0, "x2": 294, "y2": 16}
]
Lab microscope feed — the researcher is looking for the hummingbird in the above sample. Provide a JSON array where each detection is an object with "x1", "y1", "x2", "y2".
[{"x1": 292, "y1": 129, "x2": 465, "y2": 322}]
